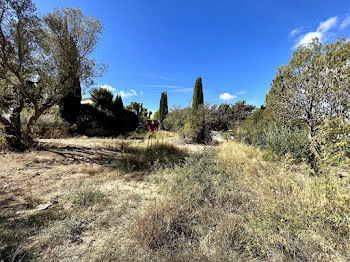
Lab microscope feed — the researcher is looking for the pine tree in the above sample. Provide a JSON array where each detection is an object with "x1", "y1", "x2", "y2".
[
  {"x1": 192, "y1": 77, "x2": 204, "y2": 109},
  {"x1": 159, "y1": 92, "x2": 168, "y2": 129}
]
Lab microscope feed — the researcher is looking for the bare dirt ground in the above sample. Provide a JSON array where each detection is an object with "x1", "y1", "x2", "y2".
[{"x1": 0, "y1": 137, "x2": 164, "y2": 261}]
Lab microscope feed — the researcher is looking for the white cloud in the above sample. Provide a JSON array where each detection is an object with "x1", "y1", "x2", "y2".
[
  {"x1": 340, "y1": 15, "x2": 350, "y2": 30},
  {"x1": 140, "y1": 91, "x2": 144, "y2": 96},
  {"x1": 296, "y1": 32, "x2": 322, "y2": 47},
  {"x1": 219, "y1": 93, "x2": 237, "y2": 101},
  {"x1": 236, "y1": 91, "x2": 247, "y2": 95},
  {"x1": 119, "y1": 89, "x2": 137, "y2": 98},
  {"x1": 289, "y1": 27, "x2": 303, "y2": 37},
  {"x1": 317, "y1": 16, "x2": 338, "y2": 32},
  {"x1": 99, "y1": 84, "x2": 116, "y2": 92},
  {"x1": 293, "y1": 16, "x2": 338, "y2": 48}
]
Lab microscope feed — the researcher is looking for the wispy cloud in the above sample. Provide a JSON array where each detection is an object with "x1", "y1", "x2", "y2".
[
  {"x1": 219, "y1": 93, "x2": 237, "y2": 101},
  {"x1": 289, "y1": 27, "x2": 303, "y2": 37},
  {"x1": 292, "y1": 16, "x2": 338, "y2": 48},
  {"x1": 140, "y1": 90, "x2": 144, "y2": 96},
  {"x1": 136, "y1": 73, "x2": 175, "y2": 81},
  {"x1": 99, "y1": 84, "x2": 116, "y2": 92},
  {"x1": 139, "y1": 84, "x2": 183, "y2": 89},
  {"x1": 119, "y1": 89, "x2": 137, "y2": 98},
  {"x1": 168, "y1": 88, "x2": 193, "y2": 93},
  {"x1": 236, "y1": 91, "x2": 247, "y2": 95},
  {"x1": 340, "y1": 15, "x2": 350, "y2": 30},
  {"x1": 317, "y1": 16, "x2": 338, "y2": 32}
]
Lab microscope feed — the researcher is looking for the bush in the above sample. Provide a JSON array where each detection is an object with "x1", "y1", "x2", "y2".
[
  {"x1": 77, "y1": 104, "x2": 138, "y2": 136},
  {"x1": 312, "y1": 118, "x2": 350, "y2": 171},
  {"x1": 31, "y1": 106, "x2": 71, "y2": 139},
  {"x1": 234, "y1": 109, "x2": 310, "y2": 162},
  {"x1": 165, "y1": 105, "x2": 214, "y2": 144},
  {"x1": 91, "y1": 87, "x2": 114, "y2": 111},
  {"x1": 129, "y1": 205, "x2": 195, "y2": 251},
  {"x1": 69, "y1": 186, "x2": 107, "y2": 208},
  {"x1": 115, "y1": 142, "x2": 188, "y2": 174},
  {"x1": 162, "y1": 154, "x2": 230, "y2": 205}
]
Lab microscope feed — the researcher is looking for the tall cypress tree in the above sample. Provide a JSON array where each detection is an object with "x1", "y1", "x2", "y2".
[
  {"x1": 159, "y1": 92, "x2": 168, "y2": 129},
  {"x1": 59, "y1": 16, "x2": 82, "y2": 124},
  {"x1": 192, "y1": 77, "x2": 204, "y2": 109},
  {"x1": 112, "y1": 95, "x2": 124, "y2": 116}
]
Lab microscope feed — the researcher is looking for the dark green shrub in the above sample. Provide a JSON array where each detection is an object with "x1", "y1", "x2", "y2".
[
  {"x1": 59, "y1": 81, "x2": 81, "y2": 124},
  {"x1": 165, "y1": 105, "x2": 214, "y2": 144},
  {"x1": 91, "y1": 88, "x2": 114, "y2": 111},
  {"x1": 122, "y1": 109, "x2": 139, "y2": 132}
]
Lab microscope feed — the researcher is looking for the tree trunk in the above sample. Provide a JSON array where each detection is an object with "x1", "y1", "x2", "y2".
[
  {"x1": 5, "y1": 125, "x2": 34, "y2": 151},
  {"x1": 4, "y1": 107, "x2": 35, "y2": 151},
  {"x1": 307, "y1": 122, "x2": 320, "y2": 171}
]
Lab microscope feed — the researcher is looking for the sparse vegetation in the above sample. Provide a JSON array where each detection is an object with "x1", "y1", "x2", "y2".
[
  {"x1": 1, "y1": 0, "x2": 349, "y2": 261},
  {"x1": 124, "y1": 141, "x2": 350, "y2": 261}
]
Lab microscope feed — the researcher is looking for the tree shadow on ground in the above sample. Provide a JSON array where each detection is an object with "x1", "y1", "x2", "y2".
[
  {"x1": 0, "y1": 208, "x2": 65, "y2": 262},
  {"x1": 37, "y1": 142, "x2": 188, "y2": 177}
]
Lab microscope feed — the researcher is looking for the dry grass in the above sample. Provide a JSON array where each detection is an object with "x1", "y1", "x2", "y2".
[
  {"x1": 1, "y1": 136, "x2": 349, "y2": 261},
  {"x1": 123, "y1": 141, "x2": 350, "y2": 262},
  {"x1": 0, "y1": 135, "x2": 175, "y2": 261}
]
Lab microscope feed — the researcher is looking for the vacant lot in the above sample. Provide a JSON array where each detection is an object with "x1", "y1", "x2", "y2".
[
  {"x1": 1, "y1": 135, "x2": 350, "y2": 262},
  {"x1": 0, "y1": 135, "x2": 188, "y2": 261}
]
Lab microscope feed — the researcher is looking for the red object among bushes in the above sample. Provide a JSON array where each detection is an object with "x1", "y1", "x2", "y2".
[{"x1": 146, "y1": 120, "x2": 159, "y2": 132}]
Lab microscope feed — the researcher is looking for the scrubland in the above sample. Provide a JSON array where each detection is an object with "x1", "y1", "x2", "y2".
[{"x1": 1, "y1": 133, "x2": 349, "y2": 261}]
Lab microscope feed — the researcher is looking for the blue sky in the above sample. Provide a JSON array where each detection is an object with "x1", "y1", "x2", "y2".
[{"x1": 33, "y1": 0, "x2": 350, "y2": 113}]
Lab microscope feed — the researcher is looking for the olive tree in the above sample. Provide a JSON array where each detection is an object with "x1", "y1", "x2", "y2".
[
  {"x1": 267, "y1": 38, "x2": 350, "y2": 139},
  {"x1": 0, "y1": 1, "x2": 103, "y2": 150}
]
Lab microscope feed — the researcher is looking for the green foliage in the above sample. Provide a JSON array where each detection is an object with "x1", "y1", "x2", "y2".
[
  {"x1": 267, "y1": 38, "x2": 350, "y2": 138},
  {"x1": 59, "y1": 94, "x2": 81, "y2": 125},
  {"x1": 77, "y1": 104, "x2": 138, "y2": 136},
  {"x1": 122, "y1": 109, "x2": 139, "y2": 132},
  {"x1": 163, "y1": 154, "x2": 229, "y2": 204},
  {"x1": 112, "y1": 95, "x2": 124, "y2": 116},
  {"x1": 164, "y1": 106, "x2": 189, "y2": 132},
  {"x1": 33, "y1": 106, "x2": 71, "y2": 138},
  {"x1": 115, "y1": 142, "x2": 187, "y2": 174},
  {"x1": 312, "y1": 118, "x2": 350, "y2": 170},
  {"x1": 153, "y1": 110, "x2": 160, "y2": 121},
  {"x1": 126, "y1": 102, "x2": 152, "y2": 122},
  {"x1": 0, "y1": 3, "x2": 103, "y2": 150},
  {"x1": 212, "y1": 101, "x2": 256, "y2": 130},
  {"x1": 165, "y1": 105, "x2": 214, "y2": 143},
  {"x1": 159, "y1": 92, "x2": 168, "y2": 129},
  {"x1": 126, "y1": 102, "x2": 142, "y2": 117},
  {"x1": 234, "y1": 109, "x2": 310, "y2": 161},
  {"x1": 192, "y1": 77, "x2": 204, "y2": 109},
  {"x1": 183, "y1": 105, "x2": 212, "y2": 143},
  {"x1": 91, "y1": 88, "x2": 114, "y2": 111}
]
